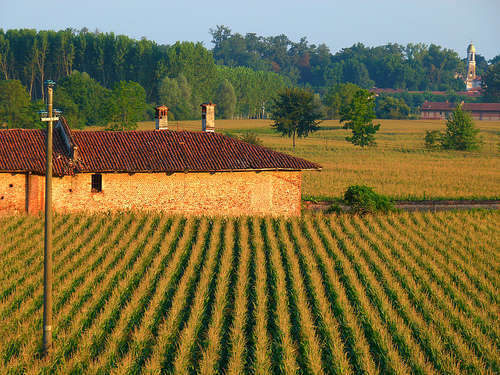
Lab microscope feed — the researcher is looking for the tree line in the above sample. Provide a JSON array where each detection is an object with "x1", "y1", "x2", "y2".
[
  {"x1": 211, "y1": 25, "x2": 499, "y2": 92},
  {"x1": 0, "y1": 28, "x2": 289, "y2": 126},
  {"x1": 1, "y1": 27, "x2": 499, "y2": 129}
]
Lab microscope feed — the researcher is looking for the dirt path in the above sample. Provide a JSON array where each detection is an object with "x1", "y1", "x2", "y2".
[{"x1": 303, "y1": 200, "x2": 500, "y2": 212}]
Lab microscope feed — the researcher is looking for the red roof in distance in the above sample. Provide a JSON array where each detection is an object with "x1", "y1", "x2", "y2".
[{"x1": 421, "y1": 102, "x2": 500, "y2": 112}]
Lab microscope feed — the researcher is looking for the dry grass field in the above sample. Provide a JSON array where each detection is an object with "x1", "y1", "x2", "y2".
[
  {"x1": 0, "y1": 211, "x2": 498, "y2": 374},
  {"x1": 135, "y1": 119, "x2": 500, "y2": 201}
]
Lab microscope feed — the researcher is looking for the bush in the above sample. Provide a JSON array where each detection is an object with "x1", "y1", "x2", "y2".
[
  {"x1": 325, "y1": 203, "x2": 343, "y2": 214},
  {"x1": 239, "y1": 131, "x2": 263, "y2": 146},
  {"x1": 344, "y1": 185, "x2": 394, "y2": 215},
  {"x1": 424, "y1": 130, "x2": 442, "y2": 149}
]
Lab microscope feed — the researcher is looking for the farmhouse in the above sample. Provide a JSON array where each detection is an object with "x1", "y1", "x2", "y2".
[
  {"x1": 420, "y1": 101, "x2": 500, "y2": 120},
  {"x1": 0, "y1": 105, "x2": 320, "y2": 216}
]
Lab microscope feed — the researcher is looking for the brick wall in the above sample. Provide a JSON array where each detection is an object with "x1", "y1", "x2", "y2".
[
  {"x1": 0, "y1": 173, "x2": 26, "y2": 214},
  {"x1": 0, "y1": 173, "x2": 44, "y2": 215},
  {"x1": 0, "y1": 171, "x2": 302, "y2": 216}
]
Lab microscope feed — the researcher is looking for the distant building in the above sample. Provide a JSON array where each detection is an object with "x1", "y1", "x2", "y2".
[
  {"x1": 0, "y1": 106, "x2": 321, "y2": 216},
  {"x1": 421, "y1": 101, "x2": 500, "y2": 120},
  {"x1": 465, "y1": 43, "x2": 482, "y2": 91},
  {"x1": 370, "y1": 88, "x2": 481, "y2": 98}
]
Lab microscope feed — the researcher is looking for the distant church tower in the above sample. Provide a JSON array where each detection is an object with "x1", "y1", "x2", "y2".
[{"x1": 465, "y1": 43, "x2": 481, "y2": 91}]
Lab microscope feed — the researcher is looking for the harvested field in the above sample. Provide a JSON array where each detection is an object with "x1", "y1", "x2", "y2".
[
  {"x1": 1, "y1": 211, "x2": 498, "y2": 374},
  {"x1": 134, "y1": 119, "x2": 500, "y2": 201}
]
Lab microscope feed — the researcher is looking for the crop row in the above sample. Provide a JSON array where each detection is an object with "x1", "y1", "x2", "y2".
[{"x1": 0, "y1": 210, "x2": 498, "y2": 374}]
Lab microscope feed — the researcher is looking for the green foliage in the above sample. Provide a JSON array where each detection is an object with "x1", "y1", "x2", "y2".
[
  {"x1": 481, "y1": 62, "x2": 500, "y2": 102},
  {"x1": 0, "y1": 80, "x2": 36, "y2": 128},
  {"x1": 441, "y1": 104, "x2": 481, "y2": 151},
  {"x1": 325, "y1": 203, "x2": 343, "y2": 214},
  {"x1": 270, "y1": 87, "x2": 323, "y2": 148},
  {"x1": 106, "y1": 81, "x2": 147, "y2": 130},
  {"x1": 375, "y1": 95, "x2": 410, "y2": 119},
  {"x1": 238, "y1": 131, "x2": 263, "y2": 146},
  {"x1": 216, "y1": 65, "x2": 290, "y2": 118},
  {"x1": 57, "y1": 71, "x2": 111, "y2": 126},
  {"x1": 53, "y1": 87, "x2": 85, "y2": 129},
  {"x1": 165, "y1": 41, "x2": 218, "y2": 105},
  {"x1": 158, "y1": 74, "x2": 194, "y2": 120},
  {"x1": 424, "y1": 130, "x2": 442, "y2": 149},
  {"x1": 323, "y1": 83, "x2": 361, "y2": 119},
  {"x1": 344, "y1": 185, "x2": 394, "y2": 215},
  {"x1": 211, "y1": 27, "x2": 467, "y2": 91},
  {"x1": 215, "y1": 79, "x2": 236, "y2": 119},
  {"x1": 340, "y1": 89, "x2": 380, "y2": 147}
]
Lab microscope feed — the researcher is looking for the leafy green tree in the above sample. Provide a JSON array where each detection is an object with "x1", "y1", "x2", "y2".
[
  {"x1": 215, "y1": 79, "x2": 236, "y2": 119},
  {"x1": 158, "y1": 74, "x2": 194, "y2": 120},
  {"x1": 440, "y1": 104, "x2": 480, "y2": 151},
  {"x1": 340, "y1": 89, "x2": 380, "y2": 147},
  {"x1": 107, "y1": 81, "x2": 146, "y2": 130},
  {"x1": 53, "y1": 87, "x2": 84, "y2": 129},
  {"x1": 375, "y1": 95, "x2": 410, "y2": 119},
  {"x1": 57, "y1": 71, "x2": 110, "y2": 125},
  {"x1": 323, "y1": 83, "x2": 361, "y2": 119},
  {"x1": 270, "y1": 88, "x2": 322, "y2": 148},
  {"x1": 0, "y1": 80, "x2": 34, "y2": 128},
  {"x1": 482, "y1": 62, "x2": 500, "y2": 102}
]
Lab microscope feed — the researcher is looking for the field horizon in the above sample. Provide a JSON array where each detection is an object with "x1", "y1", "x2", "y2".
[{"x1": 129, "y1": 118, "x2": 500, "y2": 202}]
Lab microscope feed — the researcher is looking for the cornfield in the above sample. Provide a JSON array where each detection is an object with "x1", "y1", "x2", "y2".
[{"x1": 0, "y1": 211, "x2": 498, "y2": 375}]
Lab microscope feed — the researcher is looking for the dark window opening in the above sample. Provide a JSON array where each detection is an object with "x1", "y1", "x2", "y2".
[
  {"x1": 9, "y1": 184, "x2": 13, "y2": 188},
  {"x1": 91, "y1": 174, "x2": 102, "y2": 193}
]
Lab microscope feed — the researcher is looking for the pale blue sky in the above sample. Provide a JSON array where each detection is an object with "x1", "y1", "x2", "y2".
[{"x1": 1, "y1": 0, "x2": 498, "y2": 59}]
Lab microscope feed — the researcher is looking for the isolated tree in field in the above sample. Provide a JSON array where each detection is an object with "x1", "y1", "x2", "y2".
[
  {"x1": 107, "y1": 81, "x2": 147, "y2": 130},
  {"x1": 215, "y1": 79, "x2": 236, "y2": 119},
  {"x1": 441, "y1": 104, "x2": 480, "y2": 150},
  {"x1": 0, "y1": 80, "x2": 33, "y2": 128},
  {"x1": 270, "y1": 87, "x2": 322, "y2": 148},
  {"x1": 340, "y1": 89, "x2": 380, "y2": 147}
]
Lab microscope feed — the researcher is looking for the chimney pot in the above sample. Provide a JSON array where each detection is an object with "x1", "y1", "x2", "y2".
[
  {"x1": 200, "y1": 102, "x2": 216, "y2": 132},
  {"x1": 155, "y1": 105, "x2": 169, "y2": 130}
]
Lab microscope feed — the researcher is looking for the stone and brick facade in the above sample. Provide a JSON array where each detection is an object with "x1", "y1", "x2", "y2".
[
  {"x1": 1, "y1": 171, "x2": 301, "y2": 216},
  {"x1": 0, "y1": 118, "x2": 319, "y2": 216}
]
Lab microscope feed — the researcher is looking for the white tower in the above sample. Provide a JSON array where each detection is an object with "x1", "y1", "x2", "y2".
[{"x1": 465, "y1": 43, "x2": 480, "y2": 90}]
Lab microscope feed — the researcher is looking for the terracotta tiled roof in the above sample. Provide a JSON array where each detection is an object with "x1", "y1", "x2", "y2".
[
  {"x1": 0, "y1": 128, "x2": 75, "y2": 175},
  {"x1": 0, "y1": 120, "x2": 321, "y2": 176},
  {"x1": 421, "y1": 102, "x2": 500, "y2": 112}
]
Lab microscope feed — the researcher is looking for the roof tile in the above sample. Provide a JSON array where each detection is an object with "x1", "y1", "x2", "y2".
[{"x1": 0, "y1": 120, "x2": 321, "y2": 176}]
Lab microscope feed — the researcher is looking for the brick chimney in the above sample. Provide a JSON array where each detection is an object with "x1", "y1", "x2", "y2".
[
  {"x1": 201, "y1": 102, "x2": 216, "y2": 132},
  {"x1": 155, "y1": 105, "x2": 169, "y2": 130}
]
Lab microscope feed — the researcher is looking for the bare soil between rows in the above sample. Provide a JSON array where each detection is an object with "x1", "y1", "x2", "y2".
[{"x1": 303, "y1": 200, "x2": 500, "y2": 212}]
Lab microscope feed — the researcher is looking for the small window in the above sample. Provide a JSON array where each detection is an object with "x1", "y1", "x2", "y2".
[{"x1": 91, "y1": 174, "x2": 102, "y2": 193}]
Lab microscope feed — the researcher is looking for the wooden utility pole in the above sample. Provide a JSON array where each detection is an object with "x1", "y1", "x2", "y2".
[{"x1": 40, "y1": 80, "x2": 58, "y2": 354}]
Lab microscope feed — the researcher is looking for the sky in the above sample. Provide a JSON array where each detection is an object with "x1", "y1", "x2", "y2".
[{"x1": 1, "y1": 0, "x2": 499, "y2": 59}]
